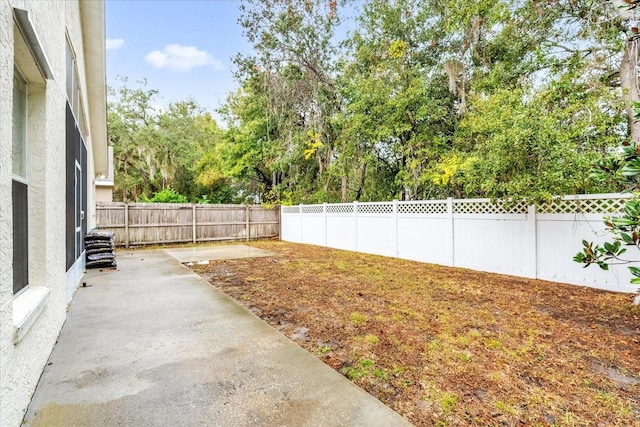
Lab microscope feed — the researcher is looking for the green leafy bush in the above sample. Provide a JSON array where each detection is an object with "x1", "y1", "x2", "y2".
[
  {"x1": 141, "y1": 188, "x2": 188, "y2": 203},
  {"x1": 574, "y1": 141, "x2": 640, "y2": 293}
]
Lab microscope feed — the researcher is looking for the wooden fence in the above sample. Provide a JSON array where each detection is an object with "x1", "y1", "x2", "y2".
[{"x1": 96, "y1": 202, "x2": 280, "y2": 247}]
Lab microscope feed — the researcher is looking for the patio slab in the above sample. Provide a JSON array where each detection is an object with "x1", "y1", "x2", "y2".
[
  {"x1": 24, "y1": 248, "x2": 411, "y2": 426},
  {"x1": 164, "y1": 244, "x2": 276, "y2": 263}
]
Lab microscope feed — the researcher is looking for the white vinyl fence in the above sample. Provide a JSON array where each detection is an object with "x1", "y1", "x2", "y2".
[{"x1": 281, "y1": 194, "x2": 638, "y2": 293}]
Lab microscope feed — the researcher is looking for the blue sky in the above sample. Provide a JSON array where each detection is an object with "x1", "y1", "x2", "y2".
[{"x1": 106, "y1": 0, "x2": 252, "y2": 120}]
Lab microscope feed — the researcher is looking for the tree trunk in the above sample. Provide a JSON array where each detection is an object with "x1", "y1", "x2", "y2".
[
  {"x1": 355, "y1": 162, "x2": 367, "y2": 202},
  {"x1": 341, "y1": 174, "x2": 348, "y2": 202},
  {"x1": 620, "y1": 37, "x2": 640, "y2": 144}
]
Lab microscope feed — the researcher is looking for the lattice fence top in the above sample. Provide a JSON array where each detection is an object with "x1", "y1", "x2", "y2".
[
  {"x1": 357, "y1": 203, "x2": 394, "y2": 214},
  {"x1": 398, "y1": 201, "x2": 448, "y2": 215},
  {"x1": 326, "y1": 204, "x2": 354, "y2": 214},
  {"x1": 453, "y1": 199, "x2": 529, "y2": 214},
  {"x1": 285, "y1": 194, "x2": 629, "y2": 215},
  {"x1": 537, "y1": 197, "x2": 627, "y2": 214},
  {"x1": 301, "y1": 205, "x2": 324, "y2": 214}
]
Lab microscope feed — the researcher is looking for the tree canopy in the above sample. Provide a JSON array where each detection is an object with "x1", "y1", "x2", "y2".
[
  {"x1": 109, "y1": 0, "x2": 639, "y2": 205},
  {"x1": 108, "y1": 77, "x2": 231, "y2": 203}
]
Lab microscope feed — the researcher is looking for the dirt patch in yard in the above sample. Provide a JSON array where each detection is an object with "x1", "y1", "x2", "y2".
[{"x1": 190, "y1": 241, "x2": 640, "y2": 426}]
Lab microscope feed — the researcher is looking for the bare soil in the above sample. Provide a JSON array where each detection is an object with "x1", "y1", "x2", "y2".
[{"x1": 191, "y1": 241, "x2": 640, "y2": 426}]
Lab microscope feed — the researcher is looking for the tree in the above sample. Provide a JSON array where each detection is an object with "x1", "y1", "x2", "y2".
[
  {"x1": 216, "y1": 0, "x2": 629, "y2": 204},
  {"x1": 214, "y1": 82, "x2": 283, "y2": 203},
  {"x1": 226, "y1": 0, "x2": 346, "y2": 203},
  {"x1": 573, "y1": 0, "x2": 640, "y2": 299},
  {"x1": 418, "y1": 0, "x2": 628, "y2": 201},
  {"x1": 108, "y1": 78, "x2": 162, "y2": 201},
  {"x1": 108, "y1": 78, "x2": 228, "y2": 202},
  {"x1": 339, "y1": 0, "x2": 457, "y2": 201},
  {"x1": 613, "y1": 0, "x2": 640, "y2": 143},
  {"x1": 438, "y1": 81, "x2": 623, "y2": 202}
]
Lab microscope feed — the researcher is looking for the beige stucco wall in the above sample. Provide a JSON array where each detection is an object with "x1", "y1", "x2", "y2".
[
  {"x1": 0, "y1": 1, "x2": 104, "y2": 425},
  {"x1": 96, "y1": 185, "x2": 114, "y2": 203},
  {"x1": 95, "y1": 146, "x2": 114, "y2": 203}
]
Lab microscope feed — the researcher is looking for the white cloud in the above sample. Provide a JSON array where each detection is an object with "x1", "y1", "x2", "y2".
[
  {"x1": 144, "y1": 44, "x2": 222, "y2": 72},
  {"x1": 106, "y1": 38, "x2": 124, "y2": 50}
]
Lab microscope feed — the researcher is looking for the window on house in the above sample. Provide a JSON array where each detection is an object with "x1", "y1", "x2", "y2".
[
  {"x1": 12, "y1": 66, "x2": 29, "y2": 295},
  {"x1": 65, "y1": 38, "x2": 88, "y2": 271},
  {"x1": 65, "y1": 40, "x2": 79, "y2": 117},
  {"x1": 13, "y1": 67, "x2": 27, "y2": 177}
]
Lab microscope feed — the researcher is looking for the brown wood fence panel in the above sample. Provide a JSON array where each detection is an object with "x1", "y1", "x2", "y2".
[{"x1": 96, "y1": 202, "x2": 279, "y2": 247}]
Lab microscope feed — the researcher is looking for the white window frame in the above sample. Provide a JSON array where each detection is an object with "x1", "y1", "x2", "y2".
[
  {"x1": 12, "y1": 65, "x2": 28, "y2": 184},
  {"x1": 12, "y1": 65, "x2": 29, "y2": 298}
]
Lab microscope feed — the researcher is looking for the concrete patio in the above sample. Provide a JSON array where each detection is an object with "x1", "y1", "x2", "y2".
[{"x1": 24, "y1": 246, "x2": 411, "y2": 426}]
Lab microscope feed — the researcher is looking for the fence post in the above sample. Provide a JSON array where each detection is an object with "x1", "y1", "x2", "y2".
[
  {"x1": 527, "y1": 204, "x2": 537, "y2": 279},
  {"x1": 353, "y1": 201, "x2": 358, "y2": 252},
  {"x1": 393, "y1": 200, "x2": 398, "y2": 257},
  {"x1": 124, "y1": 203, "x2": 129, "y2": 249},
  {"x1": 447, "y1": 197, "x2": 454, "y2": 267},
  {"x1": 299, "y1": 204, "x2": 304, "y2": 243},
  {"x1": 245, "y1": 205, "x2": 250, "y2": 242},
  {"x1": 192, "y1": 204, "x2": 197, "y2": 244},
  {"x1": 278, "y1": 204, "x2": 282, "y2": 240},
  {"x1": 323, "y1": 203, "x2": 328, "y2": 247}
]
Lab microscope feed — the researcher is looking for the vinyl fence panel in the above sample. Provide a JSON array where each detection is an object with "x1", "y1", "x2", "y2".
[
  {"x1": 356, "y1": 202, "x2": 396, "y2": 258},
  {"x1": 397, "y1": 200, "x2": 452, "y2": 265},
  {"x1": 281, "y1": 206, "x2": 302, "y2": 243},
  {"x1": 300, "y1": 205, "x2": 326, "y2": 246},
  {"x1": 326, "y1": 203, "x2": 356, "y2": 251}
]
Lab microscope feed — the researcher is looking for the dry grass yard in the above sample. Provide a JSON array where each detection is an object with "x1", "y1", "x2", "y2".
[{"x1": 191, "y1": 241, "x2": 640, "y2": 426}]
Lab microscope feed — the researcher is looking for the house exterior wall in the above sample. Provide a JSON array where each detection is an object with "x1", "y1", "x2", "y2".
[
  {"x1": 0, "y1": 1, "x2": 105, "y2": 425},
  {"x1": 96, "y1": 185, "x2": 114, "y2": 202},
  {"x1": 95, "y1": 145, "x2": 114, "y2": 202}
]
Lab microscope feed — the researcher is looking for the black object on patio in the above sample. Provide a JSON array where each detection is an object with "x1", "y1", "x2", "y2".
[{"x1": 85, "y1": 230, "x2": 116, "y2": 269}]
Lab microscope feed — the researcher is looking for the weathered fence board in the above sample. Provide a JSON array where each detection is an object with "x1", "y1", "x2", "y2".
[{"x1": 96, "y1": 202, "x2": 279, "y2": 247}]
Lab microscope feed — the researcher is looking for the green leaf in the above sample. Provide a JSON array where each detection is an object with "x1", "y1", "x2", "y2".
[
  {"x1": 620, "y1": 232, "x2": 633, "y2": 244},
  {"x1": 629, "y1": 266, "x2": 640, "y2": 277},
  {"x1": 612, "y1": 218, "x2": 638, "y2": 227},
  {"x1": 621, "y1": 158, "x2": 640, "y2": 177}
]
